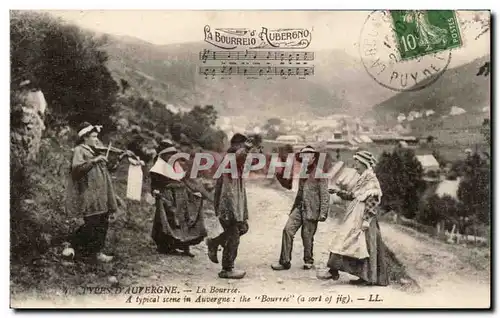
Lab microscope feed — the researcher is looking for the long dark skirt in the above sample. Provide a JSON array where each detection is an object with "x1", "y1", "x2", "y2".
[
  {"x1": 151, "y1": 187, "x2": 207, "y2": 252},
  {"x1": 327, "y1": 218, "x2": 389, "y2": 286}
]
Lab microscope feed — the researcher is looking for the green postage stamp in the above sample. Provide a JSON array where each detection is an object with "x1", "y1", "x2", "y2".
[{"x1": 390, "y1": 10, "x2": 463, "y2": 60}]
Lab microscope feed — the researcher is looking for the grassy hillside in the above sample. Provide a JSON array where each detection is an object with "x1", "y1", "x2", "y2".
[
  {"x1": 103, "y1": 34, "x2": 490, "y2": 122},
  {"x1": 373, "y1": 55, "x2": 490, "y2": 118}
]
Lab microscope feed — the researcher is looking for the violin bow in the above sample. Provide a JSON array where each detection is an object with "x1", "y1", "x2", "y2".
[{"x1": 105, "y1": 142, "x2": 112, "y2": 160}]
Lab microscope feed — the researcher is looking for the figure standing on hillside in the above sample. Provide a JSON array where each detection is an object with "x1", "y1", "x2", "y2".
[
  {"x1": 124, "y1": 126, "x2": 149, "y2": 162},
  {"x1": 318, "y1": 150, "x2": 389, "y2": 286},
  {"x1": 150, "y1": 139, "x2": 207, "y2": 256},
  {"x1": 271, "y1": 146, "x2": 330, "y2": 271},
  {"x1": 65, "y1": 122, "x2": 126, "y2": 263},
  {"x1": 206, "y1": 133, "x2": 259, "y2": 279}
]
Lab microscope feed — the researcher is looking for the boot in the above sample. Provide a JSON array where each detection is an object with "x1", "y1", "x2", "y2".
[
  {"x1": 218, "y1": 269, "x2": 246, "y2": 279},
  {"x1": 316, "y1": 269, "x2": 340, "y2": 280},
  {"x1": 271, "y1": 263, "x2": 291, "y2": 271},
  {"x1": 206, "y1": 238, "x2": 219, "y2": 264},
  {"x1": 349, "y1": 278, "x2": 369, "y2": 285},
  {"x1": 182, "y1": 246, "x2": 195, "y2": 258},
  {"x1": 330, "y1": 269, "x2": 340, "y2": 280},
  {"x1": 303, "y1": 263, "x2": 314, "y2": 270},
  {"x1": 157, "y1": 247, "x2": 182, "y2": 255}
]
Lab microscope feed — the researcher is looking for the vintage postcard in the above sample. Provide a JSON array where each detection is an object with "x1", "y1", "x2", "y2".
[{"x1": 10, "y1": 10, "x2": 491, "y2": 309}]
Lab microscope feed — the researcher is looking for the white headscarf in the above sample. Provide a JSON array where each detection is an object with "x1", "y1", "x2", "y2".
[
  {"x1": 149, "y1": 146, "x2": 185, "y2": 180},
  {"x1": 77, "y1": 124, "x2": 103, "y2": 137}
]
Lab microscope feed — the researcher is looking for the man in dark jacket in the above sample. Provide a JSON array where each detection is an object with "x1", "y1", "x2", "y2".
[
  {"x1": 205, "y1": 133, "x2": 255, "y2": 279},
  {"x1": 272, "y1": 145, "x2": 330, "y2": 271}
]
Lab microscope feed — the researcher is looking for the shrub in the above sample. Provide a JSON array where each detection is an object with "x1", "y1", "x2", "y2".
[
  {"x1": 417, "y1": 194, "x2": 463, "y2": 227},
  {"x1": 458, "y1": 153, "x2": 490, "y2": 225},
  {"x1": 375, "y1": 148, "x2": 425, "y2": 218},
  {"x1": 11, "y1": 10, "x2": 119, "y2": 130}
]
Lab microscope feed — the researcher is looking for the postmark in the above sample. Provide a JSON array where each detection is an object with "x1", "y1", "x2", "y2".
[{"x1": 359, "y1": 10, "x2": 456, "y2": 92}]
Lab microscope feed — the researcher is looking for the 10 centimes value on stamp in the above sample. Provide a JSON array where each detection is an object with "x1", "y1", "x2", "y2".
[{"x1": 359, "y1": 10, "x2": 464, "y2": 92}]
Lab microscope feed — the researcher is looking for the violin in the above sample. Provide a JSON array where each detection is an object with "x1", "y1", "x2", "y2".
[
  {"x1": 94, "y1": 143, "x2": 144, "y2": 166},
  {"x1": 94, "y1": 144, "x2": 127, "y2": 155}
]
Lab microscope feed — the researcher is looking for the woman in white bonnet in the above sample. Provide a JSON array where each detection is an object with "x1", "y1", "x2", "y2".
[
  {"x1": 65, "y1": 122, "x2": 119, "y2": 263},
  {"x1": 319, "y1": 150, "x2": 389, "y2": 286},
  {"x1": 150, "y1": 139, "x2": 207, "y2": 257}
]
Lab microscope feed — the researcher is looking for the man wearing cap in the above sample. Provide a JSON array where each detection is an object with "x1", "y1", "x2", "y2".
[
  {"x1": 271, "y1": 145, "x2": 330, "y2": 271},
  {"x1": 206, "y1": 133, "x2": 256, "y2": 279}
]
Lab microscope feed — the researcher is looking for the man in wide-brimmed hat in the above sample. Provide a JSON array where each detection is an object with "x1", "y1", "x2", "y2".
[
  {"x1": 206, "y1": 133, "x2": 257, "y2": 279},
  {"x1": 272, "y1": 145, "x2": 330, "y2": 271}
]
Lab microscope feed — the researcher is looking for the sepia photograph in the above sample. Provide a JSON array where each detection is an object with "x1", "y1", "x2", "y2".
[{"x1": 9, "y1": 9, "x2": 491, "y2": 309}]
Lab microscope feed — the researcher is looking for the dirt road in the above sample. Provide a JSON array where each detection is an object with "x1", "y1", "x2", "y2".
[{"x1": 11, "y1": 182, "x2": 490, "y2": 308}]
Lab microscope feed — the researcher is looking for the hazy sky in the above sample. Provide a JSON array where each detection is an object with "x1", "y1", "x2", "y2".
[{"x1": 46, "y1": 10, "x2": 490, "y2": 63}]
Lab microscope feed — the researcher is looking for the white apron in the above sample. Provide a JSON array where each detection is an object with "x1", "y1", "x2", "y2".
[
  {"x1": 328, "y1": 198, "x2": 369, "y2": 259},
  {"x1": 328, "y1": 168, "x2": 382, "y2": 260}
]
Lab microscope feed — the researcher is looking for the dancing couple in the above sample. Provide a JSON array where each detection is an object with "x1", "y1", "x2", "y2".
[{"x1": 272, "y1": 147, "x2": 389, "y2": 286}]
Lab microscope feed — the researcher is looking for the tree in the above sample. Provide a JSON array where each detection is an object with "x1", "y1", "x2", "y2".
[
  {"x1": 477, "y1": 62, "x2": 490, "y2": 77},
  {"x1": 267, "y1": 118, "x2": 282, "y2": 126},
  {"x1": 188, "y1": 105, "x2": 218, "y2": 127},
  {"x1": 181, "y1": 105, "x2": 218, "y2": 144},
  {"x1": 481, "y1": 118, "x2": 490, "y2": 144},
  {"x1": 418, "y1": 194, "x2": 462, "y2": 227},
  {"x1": 458, "y1": 153, "x2": 490, "y2": 225},
  {"x1": 265, "y1": 129, "x2": 280, "y2": 140},
  {"x1": 432, "y1": 149, "x2": 447, "y2": 168},
  {"x1": 10, "y1": 11, "x2": 119, "y2": 131},
  {"x1": 263, "y1": 117, "x2": 283, "y2": 140},
  {"x1": 450, "y1": 159, "x2": 467, "y2": 177},
  {"x1": 165, "y1": 105, "x2": 223, "y2": 151},
  {"x1": 375, "y1": 148, "x2": 425, "y2": 218},
  {"x1": 199, "y1": 129, "x2": 227, "y2": 152}
]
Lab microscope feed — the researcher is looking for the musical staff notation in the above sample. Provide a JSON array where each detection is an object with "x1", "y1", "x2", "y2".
[
  {"x1": 198, "y1": 66, "x2": 314, "y2": 76},
  {"x1": 199, "y1": 49, "x2": 315, "y2": 62}
]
